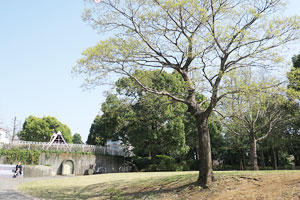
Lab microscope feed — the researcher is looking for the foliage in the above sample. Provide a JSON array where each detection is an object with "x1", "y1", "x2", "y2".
[
  {"x1": 72, "y1": 133, "x2": 83, "y2": 144},
  {"x1": 18, "y1": 115, "x2": 72, "y2": 143},
  {"x1": 0, "y1": 148, "x2": 41, "y2": 165},
  {"x1": 0, "y1": 148, "x2": 101, "y2": 166},
  {"x1": 87, "y1": 71, "x2": 190, "y2": 159},
  {"x1": 151, "y1": 155, "x2": 178, "y2": 171},
  {"x1": 87, "y1": 95, "x2": 128, "y2": 146},
  {"x1": 287, "y1": 54, "x2": 300, "y2": 98},
  {"x1": 219, "y1": 68, "x2": 291, "y2": 169},
  {"x1": 134, "y1": 155, "x2": 184, "y2": 172},
  {"x1": 133, "y1": 157, "x2": 152, "y2": 171}
]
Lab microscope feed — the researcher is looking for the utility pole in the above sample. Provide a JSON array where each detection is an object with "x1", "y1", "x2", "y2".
[{"x1": 11, "y1": 117, "x2": 19, "y2": 143}]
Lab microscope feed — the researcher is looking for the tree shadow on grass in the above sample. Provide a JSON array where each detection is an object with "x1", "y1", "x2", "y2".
[
  {"x1": 122, "y1": 181, "x2": 197, "y2": 199},
  {"x1": 28, "y1": 180, "x2": 198, "y2": 200}
]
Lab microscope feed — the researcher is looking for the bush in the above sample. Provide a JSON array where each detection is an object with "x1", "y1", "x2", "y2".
[
  {"x1": 187, "y1": 159, "x2": 199, "y2": 171},
  {"x1": 133, "y1": 157, "x2": 152, "y2": 171},
  {"x1": 154, "y1": 155, "x2": 177, "y2": 171},
  {"x1": 133, "y1": 155, "x2": 191, "y2": 172},
  {"x1": 181, "y1": 161, "x2": 190, "y2": 171},
  {"x1": 0, "y1": 148, "x2": 41, "y2": 165}
]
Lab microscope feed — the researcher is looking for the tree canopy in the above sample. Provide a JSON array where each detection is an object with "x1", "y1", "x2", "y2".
[
  {"x1": 72, "y1": 133, "x2": 83, "y2": 144},
  {"x1": 87, "y1": 70, "x2": 225, "y2": 171},
  {"x1": 18, "y1": 116, "x2": 72, "y2": 143},
  {"x1": 220, "y1": 68, "x2": 289, "y2": 169},
  {"x1": 288, "y1": 54, "x2": 300, "y2": 97},
  {"x1": 87, "y1": 70, "x2": 190, "y2": 158}
]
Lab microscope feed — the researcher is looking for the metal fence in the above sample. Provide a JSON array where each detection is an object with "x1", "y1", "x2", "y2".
[{"x1": 0, "y1": 141, "x2": 125, "y2": 156}]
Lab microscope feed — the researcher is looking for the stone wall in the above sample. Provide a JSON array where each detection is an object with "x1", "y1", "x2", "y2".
[
  {"x1": 23, "y1": 165, "x2": 57, "y2": 177},
  {"x1": 39, "y1": 153, "x2": 124, "y2": 175},
  {"x1": 0, "y1": 152, "x2": 124, "y2": 176}
]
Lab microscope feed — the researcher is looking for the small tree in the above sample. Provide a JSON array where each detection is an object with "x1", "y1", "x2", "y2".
[
  {"x1": 72, "y1": 133, "x2": 83, "y2": 144},
  {"x1": 220, "y1": 69, "x2": 289, "y2": 170}
]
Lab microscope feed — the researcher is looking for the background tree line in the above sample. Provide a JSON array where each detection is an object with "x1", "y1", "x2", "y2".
[
  {"x1": 15, "y1": 55, "x2": 300, "y2": 173},
  {"x1": 86, "y1": 54, "x2": 300, "y2": 172},
  {"x1": 17, "y1": 115, "x2": 83, "y2": 144}
]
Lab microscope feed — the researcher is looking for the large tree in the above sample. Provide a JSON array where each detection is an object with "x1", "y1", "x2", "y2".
[
  {"x1": 74, "y1": 0, "x2": 300, "y2": 187},
  {"x1": 88, "y1": 70, "x2": 189, "y2": 159},
  {"x1": 18, "y1": 116, "x2": 72, "y2": 143}
]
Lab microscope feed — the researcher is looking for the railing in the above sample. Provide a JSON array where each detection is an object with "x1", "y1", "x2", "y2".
[{"x1": 0, "y1": 140, "x2": 126, "y2": 156}]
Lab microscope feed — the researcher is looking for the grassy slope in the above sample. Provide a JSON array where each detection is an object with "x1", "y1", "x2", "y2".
[{"x1": 18, "y1": 170, "x2": 300, "y2": 200}]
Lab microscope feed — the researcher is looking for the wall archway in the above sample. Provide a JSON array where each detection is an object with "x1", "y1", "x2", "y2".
[{"x1": 61, "y1": 159, "x2": 75, "y2": 175}]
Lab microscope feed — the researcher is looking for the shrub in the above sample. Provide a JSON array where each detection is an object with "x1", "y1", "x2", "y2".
[
  {"x1": 0, "y1": 148, "x2": 41, "y2": 165},
  {"x1": 133, "y1": 157, "x2": 152, "y2": 171},
  {"x1": 155, "y1": 155, "x2": 177, "y2": 171},
  {"x1": 187, "y1": 159, "x2": 199, "y2": 171}
]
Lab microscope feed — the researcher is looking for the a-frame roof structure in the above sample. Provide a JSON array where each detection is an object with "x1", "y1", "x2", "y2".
[{"x1": 47, "y1": 131, "x2": 70, "y2": 151}]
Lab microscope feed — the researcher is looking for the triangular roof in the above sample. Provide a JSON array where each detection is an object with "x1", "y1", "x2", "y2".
[{"x1": 47, "y1": 131, "x2": 70, "y2": 151}]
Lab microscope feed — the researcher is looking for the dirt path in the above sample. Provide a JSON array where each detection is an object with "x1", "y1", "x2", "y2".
[
  {"x1": 0, "y1": 178, "x2": 37, "y2": 200},
  {"x1": 188, "y1": 173, "x2": 300, "y2": 200},
  {"x1": 0, "y1": 177, "x2": 65, "y2": 200}
]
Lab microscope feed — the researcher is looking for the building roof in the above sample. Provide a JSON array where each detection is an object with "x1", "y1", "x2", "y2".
[{"x1": 0, "y1": 128, "x2": 9, "y2": 133}]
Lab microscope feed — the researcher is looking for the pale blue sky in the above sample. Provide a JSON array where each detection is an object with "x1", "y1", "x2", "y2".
[{"x1": 0, "y1": 0, "x2": 300, "y2": 142}]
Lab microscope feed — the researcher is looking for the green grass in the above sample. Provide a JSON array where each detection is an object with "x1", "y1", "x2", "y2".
[
  {"x1": 18, "y1": 170, "x2": 300, "y2": 200},
  {"x1": 19, "y1": 171, "x2": 198, "y2": 199}
]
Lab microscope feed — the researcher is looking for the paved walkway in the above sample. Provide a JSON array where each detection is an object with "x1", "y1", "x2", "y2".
[{"x1": 0, "y1": 177, "x2": 64, "y2": 200}]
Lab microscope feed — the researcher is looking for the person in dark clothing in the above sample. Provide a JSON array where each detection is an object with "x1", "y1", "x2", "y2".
[{"x1": 13, "y1": 161, "x2": 22, "y2": 178}]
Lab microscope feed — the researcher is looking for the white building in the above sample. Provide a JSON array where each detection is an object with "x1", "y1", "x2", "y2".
[{"x1": 0, "y1": 128, "x2": 10, "y2": 144}]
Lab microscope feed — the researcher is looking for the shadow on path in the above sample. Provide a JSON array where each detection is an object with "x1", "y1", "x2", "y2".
[
  {"x1": 0, "y1": 190, "x2": 35, "y2": 200},
  {"x1": 0, "y1": 177, "x2": 65, "y2": 200}
]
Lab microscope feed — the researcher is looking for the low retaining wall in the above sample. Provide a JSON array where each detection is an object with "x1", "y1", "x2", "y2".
[
  {"x1": 0, "y1": 152, "x2": 124, "y2": 177},
  {"x1": 23, "y1": 165, "x2": 56, "y2": 177},
  {"x1": 40, "y1": 153, "x2": 124, "y2": 175}
]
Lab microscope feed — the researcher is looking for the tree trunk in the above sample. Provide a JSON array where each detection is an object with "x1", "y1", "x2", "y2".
[
  {"x1": 240, "y1": 158, "x2": 244, "y2": 170},
  {"x1": 260, "y1": 149, "x2": 266, "y2": 168},
  {"x1": 195, "y1": 114, "x2": 214, "y2": 187},
  {"x1": 242, "y1": 149, "x2": 247, "y2": 170},
  {"x1": 239, "y1": 149, "x2": 244, "y2": 170},
  {"x1": 249, "y1": 132, "x2": 259, "y2": 170},
  {"x1": 240, "y1": 149, "x2": 246, "y2": 170},
  {"x1": 276, "y1": 149, "x2": 279, "y2": 168},
  {"x1": 271, "y1": 144, "x2": 278, "y2": 170}
]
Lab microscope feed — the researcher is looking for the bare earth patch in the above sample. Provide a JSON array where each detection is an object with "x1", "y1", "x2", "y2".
[
  {"x1": 18, "y1": 171, "x2": 300, "y2": 200},
  {"x1": 187, "y1": 172, "x2": 300, "y2": 200}
]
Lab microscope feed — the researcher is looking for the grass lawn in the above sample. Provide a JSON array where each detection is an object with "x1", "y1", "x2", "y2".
[{"x1": 18, "y1": 170, "x2": 300, "y2": 200}]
